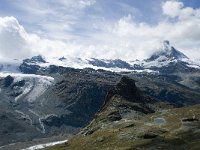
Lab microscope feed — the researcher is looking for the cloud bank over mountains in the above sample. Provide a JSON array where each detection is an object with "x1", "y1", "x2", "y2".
[{"x1": 0, "y1": 0, "x2": 200, "y2": 60}]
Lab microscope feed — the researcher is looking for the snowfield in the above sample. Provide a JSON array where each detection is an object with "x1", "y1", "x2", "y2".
[
  {"x1": 0, "y1": 72, "x2": 54, "y2": 102},
  {"x1": 22, "y1": 139, "x2": 68, "y2": 150}
]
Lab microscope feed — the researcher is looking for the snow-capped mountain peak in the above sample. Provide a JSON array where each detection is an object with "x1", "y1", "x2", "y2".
[
  {"x1": 129, "y1": 40, "x2": 200, "y2": 71},
  {"x1": 146, "y1": 40, "x2": 188, "y2": 62},
  {"x1": 160, "y1": 40, "x2": 171, "y2": 52},
  {"x1": 23, "y1": 55, "x2": 46, "y2": 64}
]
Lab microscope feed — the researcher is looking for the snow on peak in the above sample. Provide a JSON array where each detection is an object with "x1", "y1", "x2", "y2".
[
  {"x1": 161, "y1": 40, "x2": 171, "y2": 52},
  {"x1": 23, "y1": 55, "x2": 46, "y2": 64},
  {"x1": 147, "y1": 40, "x2": 188, "y2": 62},
  {"x1": 129, "y1": 40, "x2": 193, "y2": 69},
  {"x1": 23, "y1": 56, "x2": 138, "y2": 72}
]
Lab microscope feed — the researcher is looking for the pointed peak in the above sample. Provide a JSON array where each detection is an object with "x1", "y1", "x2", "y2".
[
  {"x1": 146, "y1": 40, "x2": 188, "y2": 61},
  {"x1": 105, "y1": 76, "x2": 143, "y2": 103},
  {"x1": 163, "y1": 40, "x2": 170, "y2": 45},
  {"x1": 23, "y1": 55, "x2": 46, "y2": 64},
  {"x1": 59, "y1": 56, "x2": 66, "y2": 61},
  {"x1": 159, "y1": 40, "x2": 172, "y2": 52}
]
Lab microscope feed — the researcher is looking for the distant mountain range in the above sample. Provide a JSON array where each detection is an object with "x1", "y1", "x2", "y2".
[
  {"x1": 0, "y1": 40, "x2": 200, "y2": 74},
  {"x1": 19, "y1": 40, "x2": 200, "y2": 74}
]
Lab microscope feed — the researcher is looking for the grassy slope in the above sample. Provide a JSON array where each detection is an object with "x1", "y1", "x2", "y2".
[{"x1": 43, "y1": 104, "x2": 200, "y2": 150}]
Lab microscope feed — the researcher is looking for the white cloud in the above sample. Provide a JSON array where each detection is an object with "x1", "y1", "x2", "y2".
[
  {"x1": 0, "y1": 16, "x2": 86, "y2": 59},
  {"x1": 8, "y1": 0, "x2": 96, "y2": 40},
  {"x1": 0, "y1": 16, "x2": 33, "y2": 59},
  {"x1": 162, "y1": 0, "x2": 200, "y2": 20},
  {"x1": 79, "y1": 0, "x2": 96, "y2": 8},
  {"x1": 162, "y1": 1, "x2": 184, "y2": 18}
]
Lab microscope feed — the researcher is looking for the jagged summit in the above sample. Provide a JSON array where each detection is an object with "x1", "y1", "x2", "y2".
[
  {"x1": 128, "y1": 40, "x2": 200, "y2": 71},
  {"x1": 100, "y1": 76, "x2": 157, "y2": 118},
  {"x1": 105, "y1": 76, "x2": 143, "y2": 103},
  {"x1": 23, "y1": 55, "x2": 46, "y2": 64},
  {"x1": 146, "y1": 40, "x2": 188, "y2": 62}
]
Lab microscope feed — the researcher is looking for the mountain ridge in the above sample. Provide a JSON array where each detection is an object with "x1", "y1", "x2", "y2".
[
  {"x1": 0, "y1": 40, "x2": 200, "y2": 74},
  {"x1": 19, "y1": 41, "x2": 200, "y2": 73}
]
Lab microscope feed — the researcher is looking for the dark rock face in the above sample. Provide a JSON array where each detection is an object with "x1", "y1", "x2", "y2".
[
  {"x1": 42, "y1": 72, "x2": 118, "y2": 129},
  {"x1": 19, "y1": 55, "x2": 47, "y2": 74},
  {"x1": 48, "y1": 65, "x2": 80, "y2": 74},
  {"x1": 23, "y1": 55, "x2": 46, "y2": 63},
  {"x1": 105, "y1": 76, "x2": 143, "y2": 103},
  {"x1": 4, "y1": 75, "x2": 14, "y2": 87},
  {"x1": 99, "y1": 76, "x2": 157, "y2": 118},
  {"x1": 19, "y1": 63, "x2": 41, "y2": 74},
  {"x1": 12, "y1": 80, "x2": 25, "y2": 87}
]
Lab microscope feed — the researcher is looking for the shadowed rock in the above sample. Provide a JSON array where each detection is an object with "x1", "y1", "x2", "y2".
[
  {"x1": 104, "y1": 76, "x2": 144, "y2": 104},
  {"x1": 4, "y1": 75, "x2": 14, "y2": 87}
]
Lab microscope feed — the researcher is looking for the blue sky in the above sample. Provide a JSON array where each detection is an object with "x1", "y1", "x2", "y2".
[
  {"x1": 0, "y1": 0, "x2": 163, "y2": 37},
  {"x1": 0, "y1": 0, "x2": 200, "y2": 60}
]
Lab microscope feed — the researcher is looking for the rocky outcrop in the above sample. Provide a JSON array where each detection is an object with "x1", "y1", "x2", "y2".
[
  {"x1": 23, "y1": 55, "x2": 46, "y2": 64},
  {"x1": 78, "y1": 77, "x2": 165, "y2": 137},
  {"x1": 104, "y1": 76, "x2": 145, "y2": 104},
  {"x1": 3, "y1": 75, "x2": 14, "y2": 87},
  {"x1": 100, "y1": 76, "x2": 158, "y2": 114}
]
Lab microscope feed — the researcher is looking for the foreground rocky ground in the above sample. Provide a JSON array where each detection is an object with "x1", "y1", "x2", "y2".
[{"x1": 44, "y1": 77, "x2": 200, "y2": 150}]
